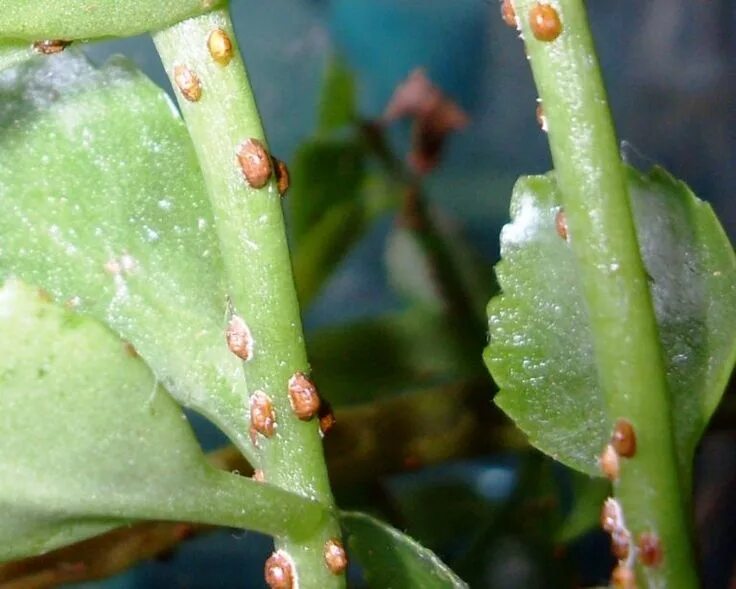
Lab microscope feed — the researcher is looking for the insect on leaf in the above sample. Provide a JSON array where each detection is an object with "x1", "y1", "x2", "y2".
[{"x1": 484, "y1": 166, "x2": 736, "y2": 478}]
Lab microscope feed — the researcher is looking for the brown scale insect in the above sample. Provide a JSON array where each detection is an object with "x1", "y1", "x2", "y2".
[
  {"x1": 123, "y1": 342, "x2": 139, "y2": 358},
  {"x1": 529, "y1": 2, "x2": 562, "y2": 42},
  {"x1": 250, "y1": 391, "x2": 276, "y2": 438},
  {"x1": 264, "y1": 551, "x2": 294, "y2": 589},
  {"x1": 226, "y1": 314, "x2": 253, "y2": 361},
  {"x1": 611, "y1": 418, "x2": 637, "y2": 458},
  {"x1": 500, "y1": 0, "x2": 516, "y2": 28},
  {"x1": 611, "y1": 532, "x2": 630, "y2": 560},
  {"x1": 637, "y1": 532, "x2": 663, "y2": 568},
  {"x1": 599, "y1": 443, "x2": 619, "y2": 481},
  {"x1": 536, "y1": 103, "x2": 548, "y2": 132},
  {"x1": 323, "y1": 539, "x2": 348, "y2": 575},
  {"x1": 318, "y1": 399, "x2": 336, "y2": 436},
  {"x1": 173, "y1": 65, "x2": 202, "y2": 102},
  {"x1": 237, "y1": 138, "x2": 273, "y2": 188},
  {"x1": 207, "y1": 28, "x2": 233, "y2": 66},
  {"x1": 555, "y1": 208, "x2": 568, "y2": 240},
  {"x1": 33, "y1": 39, "x2": 71, "y2": 55},
  {"x1": 600, "y1": 498, "x2": 619, "y2": 533},
  {"x1": 611, "y1": 564, "x2": 637, "y2": 589},
  {"x1": 288, "y1": 371, "x2": 321, "y2": 420},
  {"x1": 272, "y1": 157, "x2": 290, "y2": 196}
]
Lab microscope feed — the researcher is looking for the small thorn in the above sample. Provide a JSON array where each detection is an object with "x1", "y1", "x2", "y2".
[{"x1": 252, "y1": 469, "x2": 265, "y2": 482}]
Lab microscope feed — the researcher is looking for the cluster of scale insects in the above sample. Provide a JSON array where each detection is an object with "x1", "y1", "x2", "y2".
[
  {"x1": 26, "y1": 2, "x2": 675, "y2": 587},
  {"x1": 496, "y1": 4, "x2": 667, "y2": 587}
]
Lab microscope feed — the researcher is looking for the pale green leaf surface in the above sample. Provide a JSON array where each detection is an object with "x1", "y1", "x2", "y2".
[
  {"x1": 0, "y1": 280, "x2": 326, "y2": 561},
  {"x1": 341, "y1": 511, "x2": 468, "y2": 589},
  {"x1": 0, "y1": 1, "x2": 224, "y2": 40},
  {"x1": 0, "y1": 39, "x2": 32, "y2": 72},
  {"x1": 0, "y1": 53, "x2": 254, "y2": 458},
  {"x1": 485, "y1": 167, "x2": 736, "y2": 476}
]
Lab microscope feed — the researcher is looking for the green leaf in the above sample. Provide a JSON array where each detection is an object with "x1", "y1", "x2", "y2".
[
  {"x1": 556, "y1": 475, "x2": 609, "y2": 543},
  {"x1": 317, "y1": 56, "x2": 357, "y2": 134},
  {"x1": 385, "y1": 212, "x2": 497, "y2": 320},
  {"x1": 484, "y1": 166, "x2": 736, "y2": 476},
  {"x1": 341, "y1": 511, "x2": 468, "y2": 589},
  {"x1": 289, "y1": 138, "x2": 366, "y2": 246},
  {"x1": 290, "y1": 141, "x2": 394, "y2": 306},
  {"x1": 309, "y1": 309, "x2": 479, "y2": 405},
  {"x1": 0, "y1": 1, "x2": 224, "y2": 40},
  {"x1": 0, "y1": 53, "x2": 254, "y2": 458},
  {"x1": 0, "y1": 40, "x2": 32, "y2": 72},
  {"x1": 293, "y1": 199, "x2": 365, "y2": 307},
  {"x1": 0, "y1": 280, "x2": 326, "y2": 562}
]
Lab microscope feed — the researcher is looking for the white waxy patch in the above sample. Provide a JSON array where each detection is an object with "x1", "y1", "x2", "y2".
[{"x1": 501, "y1": 193, "x2": 542, "y2": 246}]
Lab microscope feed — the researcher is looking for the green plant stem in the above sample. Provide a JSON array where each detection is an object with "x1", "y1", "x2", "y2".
[
  {"x1": 153, "y1": 10, "x2": 343, "y2": 588},
  {"x1": 512, "y1": 0, "x2": 698, "y2": 586}
]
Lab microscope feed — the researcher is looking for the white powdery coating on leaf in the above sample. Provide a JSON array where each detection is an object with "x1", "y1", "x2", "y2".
[{"x1": 501, "y1": 192, "x2": 543, "y2": 246}]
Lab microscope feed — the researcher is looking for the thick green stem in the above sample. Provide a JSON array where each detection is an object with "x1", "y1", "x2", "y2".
[
  {"x1": 154, "y1": 10, "x2": 343, "y2": 588},
  {"x1": 512, "y1": 0, "x2": 698, "y2": 586}
]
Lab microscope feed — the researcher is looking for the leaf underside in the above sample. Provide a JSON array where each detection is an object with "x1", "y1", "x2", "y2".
[
  {"x1": 484, "y1": 166, "x2": 736, "y2": 476},
  {"x1": 0, "y1": 52, "x2": 255, "y2": 459}
]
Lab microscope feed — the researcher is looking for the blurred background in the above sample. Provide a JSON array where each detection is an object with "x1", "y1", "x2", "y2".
[{"x1": 43, "y1": 0, "x2": 736, "y2": 586}]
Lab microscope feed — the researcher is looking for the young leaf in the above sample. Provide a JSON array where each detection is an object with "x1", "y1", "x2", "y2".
[
  {"x1": 0, "y1": 280, "x2": 326, "y2": 562},
  {"x1": 341, "y1": 511, "x2": 468, "y2": 588},
  {"x1": 0, "y1": 53, "x2": 254, "y2": 458},
  {"x1": 308, "y1": 309, "x2": 479, "y2": 405},
  {"x1": 484, "y1": 167, "x2": 736, "y2": 477},
  {"x1": 289, "y1": 138, "x2": 366, "y2": 246},
  {"x1": 317, "y1": 56, "x2": 357, "y2": 135},
  {"x1": 290, "y1": 142, "x2": 393, "y2": 306}
]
